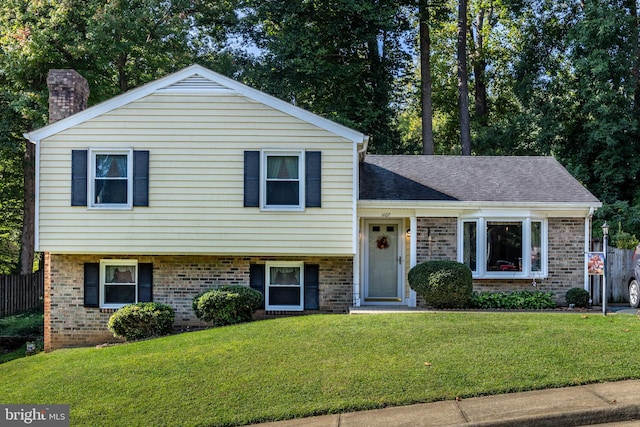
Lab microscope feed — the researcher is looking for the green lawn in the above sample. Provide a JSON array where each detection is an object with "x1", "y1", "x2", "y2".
[{"x1": 1, "y1": 312, "x2": 639, "y2": 426}]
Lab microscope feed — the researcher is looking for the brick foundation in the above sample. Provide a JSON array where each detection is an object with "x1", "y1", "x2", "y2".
[{"x1": 46, "y1": 254, "x2": 353, "y2": 350}]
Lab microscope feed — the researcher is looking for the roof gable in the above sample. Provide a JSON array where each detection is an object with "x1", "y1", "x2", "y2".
[
  {"x1": 25, "y1": 64, "x2": 368, "y2": 145},
  {"x1": 360, "y1": 155, "x2": 601, "y2": 205}
]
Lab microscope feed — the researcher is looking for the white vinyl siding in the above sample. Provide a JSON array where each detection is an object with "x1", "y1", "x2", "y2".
[{"x1": 37, "y1": 93, "x2": 355, "y2": 255}]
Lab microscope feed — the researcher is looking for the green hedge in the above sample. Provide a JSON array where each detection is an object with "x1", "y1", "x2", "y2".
[
  {"x1": 108, "y1": 302, "x2": 175, "y2": 341},
  {"x1": 469, "y1": 291, "x2": 556, "y2": 310},
  {"x1": 193, "y1": 285, "x2": 264, "y2": 326},
  {"x1": 408, "y1": 260, "x2": 473, "y2": 309}
]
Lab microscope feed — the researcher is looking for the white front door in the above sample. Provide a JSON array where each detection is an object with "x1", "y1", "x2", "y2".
[{"x1": 364, "y1": 221, "x2": 403, "y2": 304}]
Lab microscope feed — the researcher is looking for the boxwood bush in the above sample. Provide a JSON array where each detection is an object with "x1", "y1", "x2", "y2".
[
  {"x1": 108, "y1": 302, "x2": 175, "y2": 341},
  {"x1": 469, "y1": 291, "x2": 556, "y2": 310},
  {"x1": 408, "y1": 260, "x2": 473, "y2": 308},
  {"x1": 565, "y1": 287, "x2": 590, "y2": 307},
  {"x1": 193, "y1": 285, "x2": 264, "y2": 326}
]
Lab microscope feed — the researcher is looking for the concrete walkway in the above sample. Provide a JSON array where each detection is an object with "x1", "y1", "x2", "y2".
[
  {"x1": 253, "y1": 380, "x2": 640, "y2": 426},
  {"x1": 347, "y1": 304, "x2": 640, "y2": 316}
]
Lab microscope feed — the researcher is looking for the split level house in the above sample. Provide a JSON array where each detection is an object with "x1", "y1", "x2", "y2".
[{"x1": 24, "y1": 65, "x2": 602, "y2": 351}]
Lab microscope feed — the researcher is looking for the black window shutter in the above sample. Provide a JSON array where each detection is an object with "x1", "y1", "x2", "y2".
[
  {"x1": 249, "y1": 264, "x2": 265, "y2": 309},
  {"x1": 84, "y1": 263, "x2": 99, "y2": 307},
  {"x1": 138, "y1": 263, "x2": 153, "y2": 302},
  {"x1": 244, "y1": 151, "x2": 260, "y2": 207},
  {"x1": 304, "y1": 264, "x2": 320, "y2": 310},
  {"x1": 71, "y1": 150, "x2": 88, "y2": 206},
  {"x1": 305, "y1": 151, "x2": 321, "y2": 207},
  {"x1": 133, "y1": 150, "x2": 149, "y2": 207}
]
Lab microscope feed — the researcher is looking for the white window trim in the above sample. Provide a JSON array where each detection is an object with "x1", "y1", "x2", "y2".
[
  {"x1": 265, "y1": 261, "x2": 304, "y2": 311},
  {"x1": 458, "y1": 217, "x2": 548, "y2": 279},
  {"x1": 260, "y1": 150, "x2": 305, "y2": 211},
  {"x1": 88, "y1": 148, "x2": 134, "y2": 209},
  {"x1": 100, "y1": 259, "x2": 138, "y2": 309}
]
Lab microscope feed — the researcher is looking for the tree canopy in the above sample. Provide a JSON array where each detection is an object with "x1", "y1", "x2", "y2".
[{"x1": 1, "y1": 0, "x2": 639, "y2": 272}]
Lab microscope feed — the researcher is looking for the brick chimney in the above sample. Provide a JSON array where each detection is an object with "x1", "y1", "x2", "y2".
[{"x1": 46, "y1": 69, "x2": 89, "y2": 124}]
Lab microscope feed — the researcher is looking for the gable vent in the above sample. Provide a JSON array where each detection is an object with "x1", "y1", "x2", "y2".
[{"x1": 158, "y1": 75, "x2": 233, "y2": 93}]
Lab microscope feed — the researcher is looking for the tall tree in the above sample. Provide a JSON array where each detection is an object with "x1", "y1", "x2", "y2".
[
  {"x1": 419, "y1": 0, "x2": 435, "y2": 154},
  {"x1": 457, "y1": 0, "x2": 472, "y2": 155},
  {"x1": 240, "y1": 0, "x2": 410, "y2": 153},
  {"x1": 470, "y1": 1, "x2": 492, "y2": 124},
  {"x1": 512, "y1": 0, "x2": 640, "y2": 204}
]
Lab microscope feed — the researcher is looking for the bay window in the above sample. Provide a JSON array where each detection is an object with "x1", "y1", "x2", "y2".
[{"x1": 459, "y1": 217, "x2": 547, "y2": 278}]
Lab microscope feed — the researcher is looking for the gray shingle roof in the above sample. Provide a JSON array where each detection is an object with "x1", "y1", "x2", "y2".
[{"x1": 359, "y1": 155, "x2": 601, "y2": 204}]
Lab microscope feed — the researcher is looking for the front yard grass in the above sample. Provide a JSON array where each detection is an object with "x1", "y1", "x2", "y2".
[{"x1": 1, "y1": 312, "x2": 639, "y2": 426}]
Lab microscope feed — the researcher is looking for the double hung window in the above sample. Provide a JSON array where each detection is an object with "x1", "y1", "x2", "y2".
[
  {"x1": 262, "y1": 151, "x2": 304, "y2": 210},
  {"x1": 459, "y1": 217, "x2": 546, "y2": 278},
  {"x1": 89, "y1": 149, "x2": 133, "y2": 208},
  {"x1": 265, "y1": 261, "x2": 304, "y2": 311},
  {"x1": 100, "y1": 260, "x2": 138, "y2": 308}
]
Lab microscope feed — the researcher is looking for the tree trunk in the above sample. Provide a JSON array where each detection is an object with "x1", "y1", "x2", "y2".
[
  {"x1": 472, "y1": 7, "x2": 489, "y2": 125},
  {"x1": 457, "y1": 0, "x2": 472, "y2": 155},
  {"x1": 419, "y1": 0, "x2": 434, "y2": 155},
  {"x1": 19, "y1": 141, "x2": 35, "y2": 275},
  {"x1": 117, "y1": 53, "x2": 129, "y2": 93}
]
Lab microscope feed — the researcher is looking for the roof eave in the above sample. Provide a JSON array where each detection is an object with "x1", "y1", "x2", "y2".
[
  {"x1": 358, "y1": 199, "x2": 602, "y2": 211},
  {"x1": 24, "y1": 64, "x2": 368, "y2": 145}
]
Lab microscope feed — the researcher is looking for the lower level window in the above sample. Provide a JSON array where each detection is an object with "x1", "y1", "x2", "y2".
[
  {"x1": 101, "y1": 260, "x2": 138, "y2": 308},
  {"x1": 266, "y1": 261, "x2": 304, "y2": 311},
  {"x1": 460, "y1": 218, "x2": 546, "y2": 278}
]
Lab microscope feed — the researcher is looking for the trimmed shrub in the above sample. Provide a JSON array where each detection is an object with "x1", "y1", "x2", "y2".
[
  {"x1": 469, "y1": 291, "x2": 556, "y2": 310},
  {"x1": 193, "y1": 285, "x2": 264, "y2": 326},
  {"x1": 565, "y1": 287, "x2": 590, "y2": 307},
  {"x1": 108, "y1": 302, "x2": 175, "y2": 341},
  {"x1": 408, "y1": 260, "x2": 473, "y2": 309}
]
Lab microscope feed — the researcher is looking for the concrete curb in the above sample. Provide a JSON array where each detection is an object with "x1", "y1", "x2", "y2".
[
  {"x1": 252, "y1": 380, "x2": 640, "y2": 427},
  {"x1": 468, "y1": 405, "x2": 640, "y2": 426}
]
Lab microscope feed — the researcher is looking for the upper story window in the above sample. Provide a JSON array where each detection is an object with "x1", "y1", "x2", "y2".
[
  {"x1": 89, "y1": 149, "x2": 133, "y2": 209},
  {"x1": 72, "y1": 149, "x2": 148, "y2": 208},
  {"x1": 261, "y1": 150, "x2": 305, "y2": 210},
  {"x1": 459, "y1": 217, "x2": 547, "y2": 279}
]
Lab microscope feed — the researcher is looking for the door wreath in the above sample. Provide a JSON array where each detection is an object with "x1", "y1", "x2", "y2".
[{"x1": 376, "y1": 235, "x2": 389, "y2": 249}]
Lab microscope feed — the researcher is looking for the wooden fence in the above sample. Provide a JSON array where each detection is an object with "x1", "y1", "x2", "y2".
[
  {"x1": 590, "y1": 245, "x2": 633, "y2": 305},
  {"x1": 0, "y1": 270, "x2": 44, "y2": 317}
]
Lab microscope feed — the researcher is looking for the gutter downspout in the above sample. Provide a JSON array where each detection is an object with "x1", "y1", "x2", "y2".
[{"x1": 353, "y1": 136, "x2": 369, "y2": 307}]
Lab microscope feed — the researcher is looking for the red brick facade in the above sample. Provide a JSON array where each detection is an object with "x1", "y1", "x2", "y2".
[
  {"x1": 44, "y1": 254, "x2": 352, "y2": 351},
  {"x1": 413, "y1": 217, "x2": 587, "y2": 304},
  {"x1": 43, "y1": 218, "x2": 587, "y2": 351}
]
